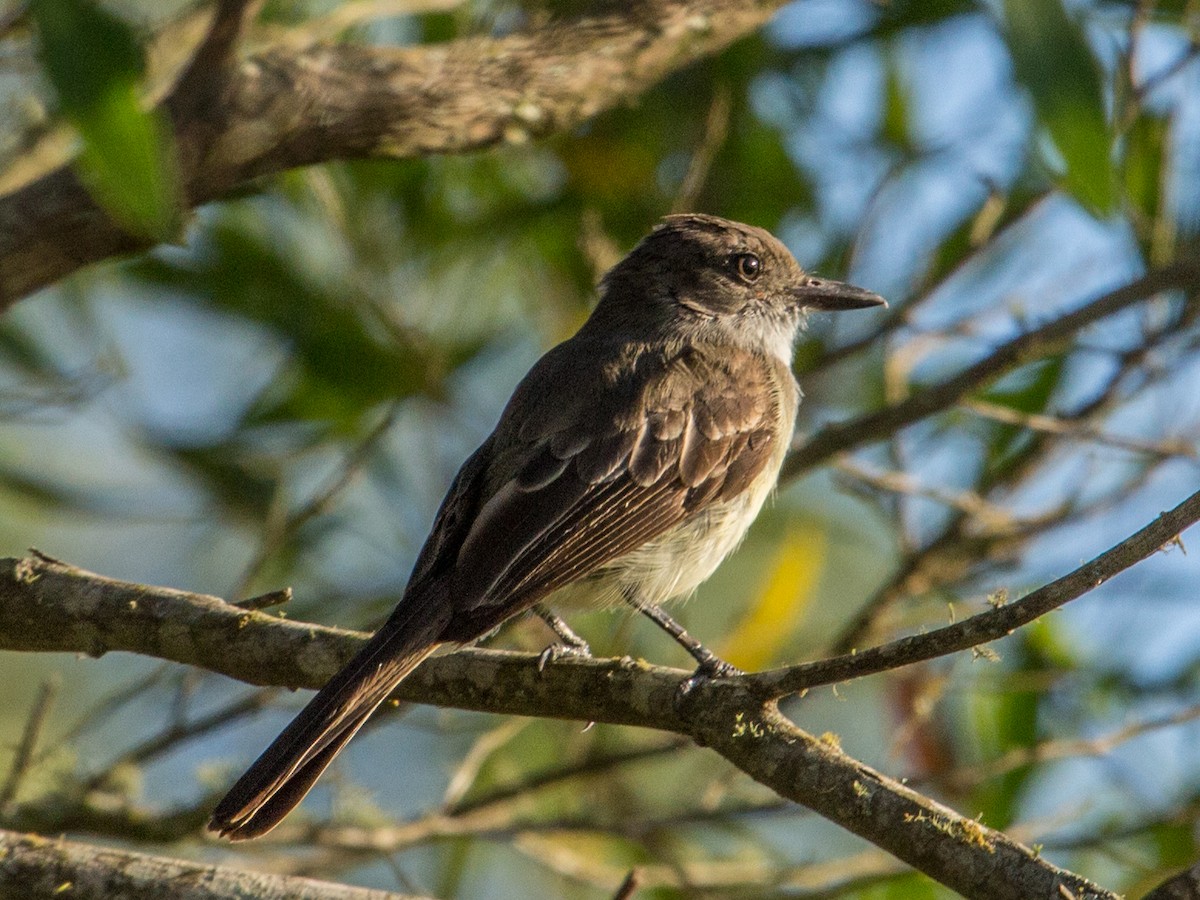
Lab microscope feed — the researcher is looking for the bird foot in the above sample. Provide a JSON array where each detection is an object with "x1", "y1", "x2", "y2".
[
  {"x1": 675, "y1": 656, "x2": 742, "y2": 704},
  {"x1": 537, "y1": 639, "x2": 593, "y2": 672}
]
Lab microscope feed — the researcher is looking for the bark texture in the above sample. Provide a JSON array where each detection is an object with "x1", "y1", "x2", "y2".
[
  {"x1": 8, "y1": 483, "x2": 1199, "y2": 900},
  {"x1": 0, "y1": 828, "x2": 427, "y2": 900},
  {"x1": 0, "y1": 0, "x2": 785, "y2": 308}
]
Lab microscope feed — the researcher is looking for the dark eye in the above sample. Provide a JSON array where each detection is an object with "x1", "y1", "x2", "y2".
[{"x1": 733, "y1": 253, "x2": 761, "y2": 282}]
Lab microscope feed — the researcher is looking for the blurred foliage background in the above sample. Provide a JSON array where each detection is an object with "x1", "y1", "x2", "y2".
[{"x1": 2, "y1": 0, "x2": 1200, "y2": 896}]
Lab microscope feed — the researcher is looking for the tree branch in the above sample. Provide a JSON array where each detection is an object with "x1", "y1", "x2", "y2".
[
  {"x1": 758, "y1": 486, "x2": 1200, "y2": 696},
  {"x1": 0, "y1": 827, "x2": 426, "y2": 900},
  {"x1": 826, "y1": 295, "x2": 1200, "y2": 652},
  {"x1": 9, "y1": 485, "x2": 1199, "y2": 899},
  {"x1": 0, "y1": 676, "x2": 58, "y2": 813},
  {"x1": 0, "y1": 0, "x2": 785, "y2": 308},
  {"x1": 781, "y1": 263, "x2": 1199, "y2": 479}
]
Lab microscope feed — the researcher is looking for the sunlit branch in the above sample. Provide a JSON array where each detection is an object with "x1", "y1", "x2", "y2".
[
  {"x1": 962, "y1": 397, "x2": 1198, "y2": 461},
  {"x1": 0, "y1": 0, "x2": 787, "y2": 307},
  {"x1": 829, "y1": 295, "x2": 1200, "y2": 652},
  {"x1": 782, "y1": 264, "x2": 1198, "y2": 479},
  {"x1": 0, "y1": 536, "x2": 1147, "y2": 897},
  {"x1": 0, "y1": 827, "x2": 424, "y2": 900},
  {"x1": 758, "y1": 487, "x2": 1200, "y2": 696}
]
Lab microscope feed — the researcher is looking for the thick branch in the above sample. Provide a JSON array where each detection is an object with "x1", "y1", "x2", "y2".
[
  {"x1": 702, "y1": 707, "x2": 1111, "y2": 900},
  {"x1": 7, "y1": 496, "x2": 1197, "y2": 899},
  {"x1": 0, "y1": 827, "x2": 425, "y2": 900},
  {"x1": 0, "y1": 0, "x2": 784, "y2": 307}
]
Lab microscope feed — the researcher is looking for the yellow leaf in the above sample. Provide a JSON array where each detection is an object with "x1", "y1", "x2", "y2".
[{"x1": 719, "y1": 522, "x2": 826, "y2": 670}]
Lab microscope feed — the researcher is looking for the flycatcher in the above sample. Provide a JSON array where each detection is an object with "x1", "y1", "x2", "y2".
[{"x1": 210, "y1": 214, "x2": 885, "y2": 840}]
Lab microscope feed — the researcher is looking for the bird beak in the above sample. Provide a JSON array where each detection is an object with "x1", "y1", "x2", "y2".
[{"x1": 790, "y1": 277, "x2": 887, "y2": 311}]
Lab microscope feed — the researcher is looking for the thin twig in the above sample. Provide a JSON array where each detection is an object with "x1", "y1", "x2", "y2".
[
  {"x1": 834, "y1": 456, "x2": 1016, "y2": 529},
  {"x1": 829, "y1": 297, "x2": 1200, "y2": 652},
  {"x1": 0, "y1": 676, "x2": 59, "y2": 812},
  {"x1": 612, "y1": 868, "x2": 641, "y2": 900},
  {"x1": 671, "y1": 85, "x2": 731, "y2": 213},
  {"x1": 963, "y1": 398, "x2": 1197, "y2": 461},
  {"x1": 943, "y1": 701, "x2": 1200, "y2": 793},
  {"x1": 783, "y1": 264, "x2": 1198, "y2": 479},
  {"x1": 447, "y1": 737, "x2": 687, "y2": 818},
  {"x1": 37, "y1": 666, "x2": 171, "y2": 766},
  {"x1": 264, "y1": 0, "x2": 465, "y2": 50},
  {"x1": 234, "y1": 587, "x2": 293, "y2": 611},
  {"x1": 758, "y1": 487, "x2": 1200, "y2": 697},
  {"x1": 80, "y1": 688, "x2": 279, "y2": 795},
  {"x1": 440, "y1": 719, "x2": 528, "y2": 811},
  {"x1": 167, "y1": 0, "x2": 256, "y2": 118},
  {"x1": 230, "y1": 402, "x2": 400, "y2": 598}
]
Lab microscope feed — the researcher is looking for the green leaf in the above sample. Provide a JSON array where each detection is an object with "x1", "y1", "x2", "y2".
[
  {"x1": 1148, "y1": 820, "x2": 1198, "y2": 870},
  {"x1": 1024, "y1": 617, "x2": 1078, "y2": 672},
  {"x1": 964, "y1": 636, "x2": 1042, "y2": 827},
  {"x1": 29, "y1": 0, "x2": 142, "y2": 114},
  {"x1": 881, "y1": 54, "x2": 914, "y2": 155},
  {"x1": 978, "y1": 354, "x2": 1065, "y2": 475},
  {"x1": 867, "y1": 873, "x2": 943, "y2": 899},
  {"x1": 871, "y1": 0, "x2": 975, "y2": 36},
  {"x1": 1123, "y1": 113, "x2": 1169, "y2": 249},
  {"x1": 29, "y1": 0, "x2": 180, "y2": 239},
  {"x1": 1002, "y1": 0, "x2": 1115, "y2": 215},
  {"x1": 969, "y1": 685, "x2": 1038, "y2": 827}
]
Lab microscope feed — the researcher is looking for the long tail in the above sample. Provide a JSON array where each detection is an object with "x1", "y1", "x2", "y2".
[{"x1": 209, "y1": 600, "x2": 451, "y2": 840}]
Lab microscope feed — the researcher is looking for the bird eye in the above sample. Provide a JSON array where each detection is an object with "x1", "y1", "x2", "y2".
[{"x1": 733, "y1": 253, "x2": 761, "y2": 282}]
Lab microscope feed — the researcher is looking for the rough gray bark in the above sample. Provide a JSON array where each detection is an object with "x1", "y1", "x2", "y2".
[
  {"x1": 0, "y1": 827, "x2": 428, "y2": 900},
  {"x1": 5, "y1": 478, "x2": 1198, "y2": 900},
  {"x1": 0, "y1": 0, "x2": 785, "y2": 308}
]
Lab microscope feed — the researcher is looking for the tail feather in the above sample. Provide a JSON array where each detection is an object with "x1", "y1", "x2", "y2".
[
  {"x1": 209, "y1": 601, "x2": 450, "y2": 840},
  {"x1": 215, "y1": 705, "x2": 372, "y2": 841}
]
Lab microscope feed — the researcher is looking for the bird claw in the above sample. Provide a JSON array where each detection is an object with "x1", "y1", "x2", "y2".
[
  {"x1": 675, "y1": 656, "x2": 742, "y2": 706},
  {"x1": 537, "y1": 640, "x2": 593, "y2": 672}
]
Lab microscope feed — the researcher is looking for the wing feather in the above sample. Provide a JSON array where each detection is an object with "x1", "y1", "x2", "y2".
[{"x1": 433, "y1": 342, "x2": 793, "y2": 637}]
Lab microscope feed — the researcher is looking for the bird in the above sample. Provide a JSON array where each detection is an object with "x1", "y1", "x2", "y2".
[{"x1": 209, "y1": 213, "x2": 886, "y2": 840}]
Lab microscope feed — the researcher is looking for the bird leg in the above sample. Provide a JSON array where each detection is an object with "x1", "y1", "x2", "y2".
[
  {"x1": 626, "y1": 594, "x2": 741, "y2": 681},
  {"x1": 533, "y1": 604, "x2": 592, "y2": 671}
]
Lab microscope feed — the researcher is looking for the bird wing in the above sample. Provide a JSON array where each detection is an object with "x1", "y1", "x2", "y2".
[{"x1": 423, "y1": 340, "x2": 790, "y2": 639}]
